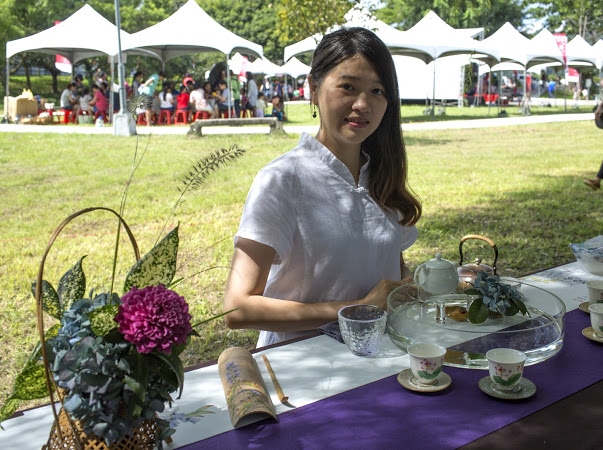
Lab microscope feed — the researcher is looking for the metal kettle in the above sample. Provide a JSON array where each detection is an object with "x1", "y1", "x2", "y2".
[{"x1": 457, "y1": 235, "x2": 498, "y2": 284}]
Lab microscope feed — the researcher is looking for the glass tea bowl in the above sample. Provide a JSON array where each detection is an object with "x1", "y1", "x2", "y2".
[{"x1": 386, "y1": 282, "x2": 565, "y2": 369}]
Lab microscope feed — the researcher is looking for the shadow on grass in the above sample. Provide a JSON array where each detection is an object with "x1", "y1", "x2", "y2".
[{"x1": 412, "y1": 173, "x2": 600, "y2": 276}]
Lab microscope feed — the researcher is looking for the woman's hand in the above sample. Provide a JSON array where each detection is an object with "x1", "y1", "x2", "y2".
[{"x1": 358, "y1": 279, "x2": 405, "y2": 310}]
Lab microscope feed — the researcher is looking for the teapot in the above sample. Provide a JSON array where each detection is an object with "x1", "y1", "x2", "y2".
[
  {"x1": 414, "y1": 253, "x2": 459, "y2": 295},
  {"x1": 457, "y1": 235, "x2": 498, "y2": 284}
]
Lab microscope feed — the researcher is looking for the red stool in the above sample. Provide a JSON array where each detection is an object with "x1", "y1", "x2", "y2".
[
  {"x1": 174, "y1": 109, "x2": 189, "y2": 124},
  {"x1": 59, "y1": 108, "x2": 76, "y2": 124},
  {"x1": 137, "y1": 113, "x2": 147, "y2": 125},
  {"x1": 158, "y1": 110, "x2": 172, "y2": 125},
  {"x1": 240, "y1": 109, "x2": 250, "y2": 118},
  {"x1": 94, "y1": 111, "x2": 108, "y2": 123},
  {"x1": 220, "y1": 108, "x2": 236, "y2": 118},
  {"x1": 193, "y1": 110, "x2": 210, "y2": 120}
]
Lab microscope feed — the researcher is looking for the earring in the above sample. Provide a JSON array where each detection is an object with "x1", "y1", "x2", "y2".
[{"x1": 312, "y1": 105, "x2": 317, "y2": 118}]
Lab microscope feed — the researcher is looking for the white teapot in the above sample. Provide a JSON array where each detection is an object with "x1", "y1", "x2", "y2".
[{"x1": 414, "y1": 253, "x2": 459, "y2": 295}]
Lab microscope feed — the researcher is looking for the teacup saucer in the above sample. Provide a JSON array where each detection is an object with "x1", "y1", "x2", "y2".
[
  {"x1": 582, "y1": 327, "x2": 603, "y2": 343},
  {"x1": 478, "y1": 376, "x2": 536, "y2": 400},
  {"x1": 579, "y1": 302, "x2": 591, "y2": 313},
  {"x1": 397, "y1": 368, "x2": 451, "y2": 393}
]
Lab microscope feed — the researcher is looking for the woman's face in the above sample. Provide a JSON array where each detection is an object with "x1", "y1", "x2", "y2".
[{"x1": 312, "y1": 54, "x2": 388, "y2": 156}]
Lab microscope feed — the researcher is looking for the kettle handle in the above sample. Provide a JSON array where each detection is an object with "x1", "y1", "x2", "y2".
[
  {"x1": 458, "y1": 235, "x2": 498, "y2": 275},
  {"x1": 413, "y1": 263, "x2": 426, "y2": 287}
]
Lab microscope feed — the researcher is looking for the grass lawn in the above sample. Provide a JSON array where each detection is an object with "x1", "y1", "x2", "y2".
[{"x1": 0, "y1": 121, "x2": 600, "y2": 409}]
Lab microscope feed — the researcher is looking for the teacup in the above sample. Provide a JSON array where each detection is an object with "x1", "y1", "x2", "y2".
[
  {"x1": 486, "y1": 348, "x2": 526, "y2": 392},
  {"x1": 588, "y1": 303, "x2": 603, "y2": 338},
  {"x1": 407, "y1": 342, "x2": 446, "y2": 385},
  {"x1": 338, "y1": 305, "x2": 386, "y2": 357},
  {"x1": 586, "y1": 280, "x2": 603, "y2": 305}
]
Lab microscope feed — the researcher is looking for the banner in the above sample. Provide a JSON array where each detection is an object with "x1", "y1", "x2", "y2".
[
  {"x1": 54, "y1": 21, "x2": 72, "y2": 73},
  {"x1": 553, "y1": 33, "x2": 567, "y2": 66}
]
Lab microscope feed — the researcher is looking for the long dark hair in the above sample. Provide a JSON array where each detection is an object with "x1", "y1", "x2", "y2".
[{"x1": 310, "y1": 27, "x2": 421, "y2": 226}]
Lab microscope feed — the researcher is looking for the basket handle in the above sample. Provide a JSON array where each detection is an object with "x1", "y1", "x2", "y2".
[
  {"x1": 458, "y1": 234, "x2": 498, "y2": 275},
  {"x1": 35, "y1": 207, "x2": 140, "y2": 443}
]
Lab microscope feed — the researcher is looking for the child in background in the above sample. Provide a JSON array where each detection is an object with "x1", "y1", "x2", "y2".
[
  {"x1": 271, "y1": 95, "x2": 284, "y2": 121},
  {"x1": 255, "y1": 93, "x2": 266, "y2": 117},
  {"x1": 79, "y1": 88, "x2": 92, "y2": 115},
  {"x1": 176, "y1": 84, "x2": 191, "y2": 121},
  {"x1": 88, "y1": 84, "x2": 108, "y2": 118}
]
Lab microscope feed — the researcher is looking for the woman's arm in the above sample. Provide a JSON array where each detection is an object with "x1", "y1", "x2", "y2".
[{"x1": 223, "y1": 237, "x2": 404, "y2": 332}]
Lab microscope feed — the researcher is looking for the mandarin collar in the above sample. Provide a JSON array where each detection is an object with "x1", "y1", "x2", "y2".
[{"x1": 299, "y1": 132, "x2": 370, "y2": 188}]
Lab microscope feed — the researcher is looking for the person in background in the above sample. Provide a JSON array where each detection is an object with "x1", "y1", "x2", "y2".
[
  {"x1": 216, "y1": 80, "x2": 233, "y2": 117},
  {"x1": 60, "y1": 82, "x2": 80, "y2": 117},
  {"x1": 131, "y1": 71, "x2": 143, "y2": 95},
  {"x1": 159, "y1": 83, "x2": 175, "y2": 117},
  {"x1": 255, "y1": 93, "x2": 266, "y2": 117},
  {"x1": 140, "y1": 71, "x2": 166, "y2": 126},
  {"x1": 176, "y1": 83, "x2": 191, "y2": 121},
  {"x1": 190, "y1": 80, "x2": 217, "y2": 118},
  {"x1": 240, "y1": 87, "x2": 249, "y2": 115},
  {"x1": 583, "y1": 161, "x2": 603, "y2": 190},
  {"x1": 223, "y1": 27, "x2": 422, "y2": 347},
  {"x1": 88, "y1": 84, "x2": 108, "y2": 119},
  {"x1": 271, "y1": 95, "x2": 284, "y2": 121},
  {"x1": 79, "y1": 88, "x2": 93, "y2": 115},
  {"x1": 230, "y1": 70, "x2": 241, "y2": 118},
  {"x1": 246, "y1": 72, "x2": 258, "y2": 116}
]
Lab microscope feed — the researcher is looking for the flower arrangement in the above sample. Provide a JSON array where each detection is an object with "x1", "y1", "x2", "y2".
[
  {"x1": 465, "y1": 271, "x2": 529, "y2": 324},
  {"x1": 0, "y1": 125, "x2": 245, "y2": 447}
]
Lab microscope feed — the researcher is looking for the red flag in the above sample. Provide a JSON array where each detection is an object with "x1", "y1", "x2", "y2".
[
  {"x1": 553, "y1": 33, "x2": 567, "y2": 66},
  {"x1": 54, "y1": 21, "x2": 72, "y2": 73}
]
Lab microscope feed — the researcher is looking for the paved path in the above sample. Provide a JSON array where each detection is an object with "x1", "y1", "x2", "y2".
[{"x1": 0, "y1": 113, "x2": 594, "y2": 136}]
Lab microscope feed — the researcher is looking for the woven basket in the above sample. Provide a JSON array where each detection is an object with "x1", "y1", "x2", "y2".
[
  {"x1": 34, "y1": 208, "x2": 161, "y2": 449},
  {"x1": 43, "y1": 407, "x2": 158, "y2": 450}
]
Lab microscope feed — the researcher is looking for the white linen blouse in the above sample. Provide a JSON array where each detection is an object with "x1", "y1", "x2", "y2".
[{"x1": 235, "y1": 133, "x2": 418, "y2": 347}]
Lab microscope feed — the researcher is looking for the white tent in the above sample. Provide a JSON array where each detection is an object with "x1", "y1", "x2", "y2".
[
  {"x1": 566, "y1": 35, "x2": 598, "y2": 68},
  {"x1": 594, "y1": 40, "x2": 603, "y2": 70},
  {"x1": 528, "y1": 29, "x2": 565, "y2": 69},
  {"x1": 5, "y1": 4, "x2": 156, "y2": 64},
  {"x1": 280, "y1": 57, "x2": 311, "y2": 78},
  {"x1": 123, "y1": 0, "x2": 262, "y2": 62},
  {"x1": 248, "y1": 57, "x2": 282, "y2": 76}
]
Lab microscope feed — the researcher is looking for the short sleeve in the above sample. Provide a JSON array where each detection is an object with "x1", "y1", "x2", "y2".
[
  {"x1": 400, "y1": 225, "x2": 419, "y2": 252},
  {"x1": 235, "y1": 165, "x2": 297, "y2": 264}
]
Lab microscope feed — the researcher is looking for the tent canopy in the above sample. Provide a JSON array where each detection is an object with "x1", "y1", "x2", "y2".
[
  {"x1": 283, "y1": 9, "x2": 498, "y2": 66},
  {"x1": 594, "y1": 40, "x2": 603, "y2": 70},
  {"x1": 6, "y1": 4, "x2": 157, "y2": 63},
  {"x1": 123, "y1": 0, "x2": 262, "y2": 63},
  {"x1": 280, "y1": 57, "x2": 311, "y2": 78},
  {"x1": 248, "y1": 57, "x2": 282, "y2": 76},
  {"x1": 527, "y1": 29, "x2": 565, "y2": 69},
  {"x1": 566, "y1": 35, "x2": 597, "y2": 68}
]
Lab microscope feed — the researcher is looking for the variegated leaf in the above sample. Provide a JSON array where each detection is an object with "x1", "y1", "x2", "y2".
[
  {"x1": 57, "y1": 256, "x2": 87, "y2": 310},
  {"x1": 25, "y1": 324, "x2": 60, "y2": 367},
  {"x1": 0, "y1": 397, "x2": 21, "y2": 429},
  {"x1": 12, "y1": 365, "x2": 49, "y2": 400},
  {"x1": 89, "y1": 305, "x2": 120, "y2": 337},
  {"x1": 31, "y1": 280, "x2": 61, "y2": 319},
  {"x1": 123, "y1": 226, "x2": 179, "y2": 293}
]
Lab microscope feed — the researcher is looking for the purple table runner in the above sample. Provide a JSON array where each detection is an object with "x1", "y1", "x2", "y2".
[{"x1": 183, "y1": 310, "x2": 601, "y2": 449}]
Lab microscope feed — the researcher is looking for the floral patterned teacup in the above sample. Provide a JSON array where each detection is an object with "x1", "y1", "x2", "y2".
[
  {"x1": 588, "y1": 303, "x2": 603, "y2": 338},
  {"x1": 407, "y1": 343, "x2": 446, "y2": 385},
  {"x1": 486, "y1": 348, "x2": 526, "y2": 392}
]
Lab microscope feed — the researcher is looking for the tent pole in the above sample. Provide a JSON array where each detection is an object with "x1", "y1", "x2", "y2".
[
  {"x1": 487, "y1": 71, "x2": 492, "y2": 115},
  {"x1": 114, "y1": 0, "x2": 127, "y2": 114},
  {"x1": 226, "y1": 54, "x2": 232, "y2": 115},
  {"x1": 4, "y1": 58, "x2": 9, "y2": 123},
  {"x1": 431, "y1": 59, "x2": 436, "y2": 117}
]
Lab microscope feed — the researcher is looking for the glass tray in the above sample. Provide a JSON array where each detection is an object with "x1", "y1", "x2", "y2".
[{"x1": 386, "y1": 282, "x2": 565, "y2": 369}]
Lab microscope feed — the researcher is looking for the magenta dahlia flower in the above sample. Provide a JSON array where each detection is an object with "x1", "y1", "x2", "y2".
[{"x1": 115, "y1": 285, "x2": 192, "y2": 354}]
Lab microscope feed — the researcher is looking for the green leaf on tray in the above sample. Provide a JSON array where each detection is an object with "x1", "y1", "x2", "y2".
[
  {"x1": 13, "y1": 364, "x2": 50, "y2": 400},
  {"x1": 0, "y1": 397, "x2": 21, "y2": 429},
  {"x1": 123, "y1": 225, "x2": 179, "y2": 293},
  {"x1": 31, "y1": 280, "x2": 61, "y2": 319},
  {"x1": 57, "y1": 256, "x2": 87, "y2": 311},
  {"x1": 89, "y1": 305, "x2": 120, "y2": 337},
  {"x1": 468, "y1": 298, "x2": 489, "y2": 324}
]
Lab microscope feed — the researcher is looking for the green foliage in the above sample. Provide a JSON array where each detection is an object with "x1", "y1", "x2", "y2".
[
  {"x1": 277, "y1": 0, "x2": 359, "y2": 45},
  {"x1": 123, "y1": 225, "x2": 180, "y2": 293},
  {"x1": 523, "y1": 0, "x2": 603, "y2": 41},
  {"x1": 465, "y1": 272, "x2": 528, "y2": 324},
  {"x1": 376, "y1": 0, "x2": 525, "y2": 35},
  {"x1": 89, "y1": 304, "x2": 120, "y2": 337}
]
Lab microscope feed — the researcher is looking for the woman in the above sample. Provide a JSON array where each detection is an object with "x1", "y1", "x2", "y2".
[
  {"x1": 223, "y1": 28, "x2": 422, "y2": 347},
  {"x1": 190, "y1": 81, "x2": 217, "y2": 118},
  {"x1": 159, "y1": 83, "x2": 175, "y2": 114}
]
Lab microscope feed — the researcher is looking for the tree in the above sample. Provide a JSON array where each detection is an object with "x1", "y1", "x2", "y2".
[
  {"x1": 375, "y1": 0, "x2": 525, "y2": 35},
  {"x1": 277, "y1": 0, "x2": 361, "y2": 45},
  {"x1": 523, "y1": 0, "x2": 603, "y2": 42},
  {"x1": 0, "y1": 0, "x2": 26, "y2": 96}
]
